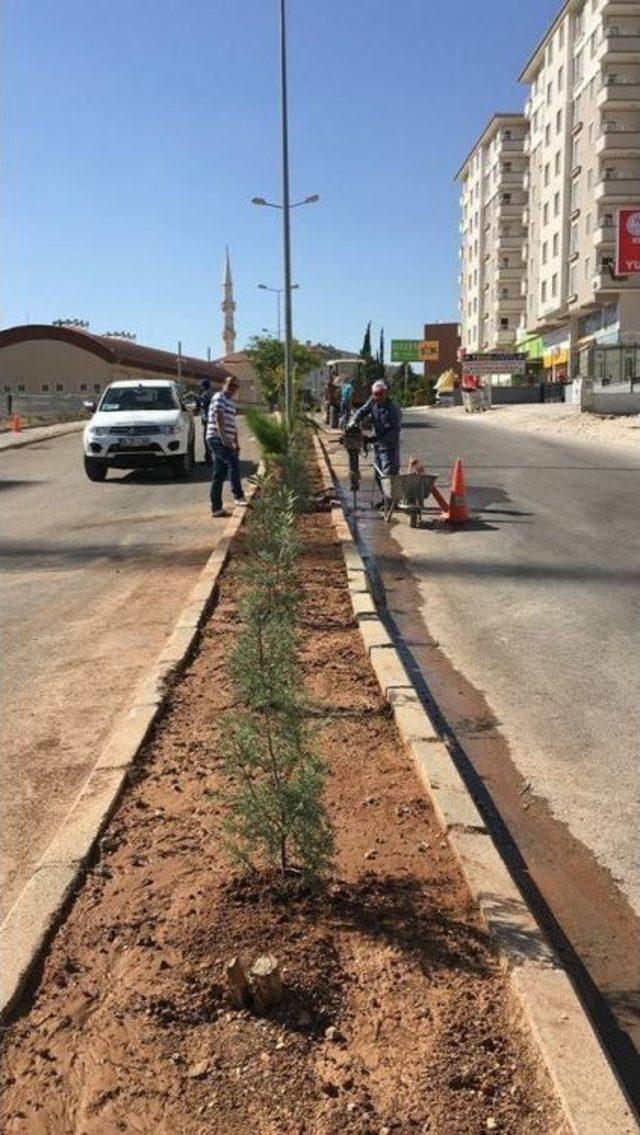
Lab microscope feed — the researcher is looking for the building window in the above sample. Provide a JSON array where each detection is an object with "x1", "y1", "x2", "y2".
[
  {"x1": 18, "y1": 384, "x2": 25, "y2": 392},
  {"x1": 552, "y1": 273, "x2": 558, "y2": 296},
  {"x1": 570, "y1": 179, "x2": 579, "y2": 210},
  {"x1": 94, "y1": 384, "x2": 101, "y2": 393},
  {"x1": 570, "y1": 221, "x2": 579, "y2": 254},
  {"x1": 571, "y1": 137, "x2": 580, "y2": 166},
  {"x1": 3, "y1": 385, "x2": 11, "y2": 393},
  {"x1": 80, "y1": 383, "x2": 87, "y2": 391},
  {"x1": 542, "y1": 240, "x2": 548, "y2": 264},
  {"x1": 544, "y1": 162, "x2": 550, "y2": 186},
  {"x1": 546, "y1": 81, "x2": 552, "y2": 105},
  {"x1": 553, "y1": 232, "x2": 559, "y2": 255},
  {"x1": 500, "y1": 317, "x2": 510, "y2": 330},
  {"x1": 543, "y1": 202, "x2": 549, "y2": 224},
  {"x1": 587, "y1": 168, "x2": 593, "y2": 189},
  {"x1": 42, "y1": 384, "x2": 49, "y2": 392},
  {"x1": 545, "y1": 124, "x2": 551, "y2": 145},
  {"x1": 553, "y1": 192, "x2": 560, "y2": 217},
  {"x1": 556, "y1": 109, "x2": 563, "y2": 134},
  {"x1": 56, "y1": 383, "x2": 63, "y2": 392},
  {"x1": 558, "y1": 65, "x2": 564, "y2": 92},
  {"x1": 555, "y1": 151, "x2": 561, "y2": 175},
  {"x1": 569, "y1": 265, "x2": 577, "y2": 295},
  {"x1": 541, "y1": 281, "x2": 547, "y2": 303},
  {"x1": 585, "y1": 212, "x2": 591, "y2": 235}
]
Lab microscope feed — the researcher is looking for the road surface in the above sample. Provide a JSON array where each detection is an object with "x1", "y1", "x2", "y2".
[
  {"x1": 0, "y1": 425, "x2": 257, "y2": 920},
  {"x1": 327, "y1": 406, "x2": 640, "y2": 1068}
]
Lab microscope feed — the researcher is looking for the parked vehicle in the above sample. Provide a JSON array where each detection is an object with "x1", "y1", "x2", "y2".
[{"x1": 82, "y1": 379, "x2": 196, "y2": 481}]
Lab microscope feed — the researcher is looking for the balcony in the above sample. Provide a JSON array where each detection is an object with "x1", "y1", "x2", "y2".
[
  {"x1": 496, "y1": 264, "x2": 525, "y2": 280},
  {"x1": 496, "y1": 233, "x2": 525, "y2": 251},
  {"x1": 497, "y1": 136, "x2": 527, "y2": 154},
  {"x1": 593, "y1": 222, "x2": 616, "y2": 246},
  {"x1": 500, "y1": 170, "x2": 526, "y2": 187},
  {"x1": 496, "y1": 199, "x2": 526, "y2": 219},
  {"x1": 596, "y1": 128, "x2": 640, "y2": 156},
  {"x1": 594, "y1": 175, "x2": 640, "y2": 201},
  {"x1": 597, "y1": 80, "x2": 640, "y2": 109},
  {"x1": 593, "y1": 272, "x2": 640, "y2": 292},
  {"x1": 597, "y1": 31, "x2": 640, "y2": 63},
  {"x1": 495, "y1": 296, "x2": 525, "y2": 313},
  {"x1": 495, "y1": 328, "x2": 517, "y2": 347}
]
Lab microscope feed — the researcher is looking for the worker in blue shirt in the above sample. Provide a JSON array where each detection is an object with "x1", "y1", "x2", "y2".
[{"x1": 349, "y1": 379, "x2": 402, "y2": 490}]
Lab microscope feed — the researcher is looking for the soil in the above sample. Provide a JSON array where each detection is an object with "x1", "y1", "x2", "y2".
[
  {"x1": 0, "y1": 491, "x2": 567, "y2": 1134},
  {"x1": 443, "y1": 403, "x2": 640, "y2": 452}
]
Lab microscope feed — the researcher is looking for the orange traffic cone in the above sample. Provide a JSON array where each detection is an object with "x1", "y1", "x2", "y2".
[
  {"x1": 11, "y1": 413, "x2": 23, "y2": 434},
  {"x1": 444, "y1": 459, "x2": 470, "y2": 523}
]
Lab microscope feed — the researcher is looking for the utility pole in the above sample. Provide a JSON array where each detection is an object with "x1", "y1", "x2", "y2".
[{"x1": 280, "y1": 0, "x2": 293, "y2": 429}]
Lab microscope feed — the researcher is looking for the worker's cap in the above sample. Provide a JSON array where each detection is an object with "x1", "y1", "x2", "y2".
[
  {"x1": 371, "y1": 380, "x2": 387, "y2": 394},
  {"x1": 200, "y1": 378, "x2": 211, "y2": 389}
]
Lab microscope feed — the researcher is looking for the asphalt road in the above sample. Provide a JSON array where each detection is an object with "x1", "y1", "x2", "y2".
[
  {"x1": 0, "y1": 425, "x2": 257, "y2": 920},
  {"x1": 327, "y1": 407, "x2": 640, "y2": 1065}
]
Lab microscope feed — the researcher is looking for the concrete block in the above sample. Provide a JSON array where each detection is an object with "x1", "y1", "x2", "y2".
[
  {"x1": 369, "y1": 645, "x2": 413, "y2": 696},
  {"x1": 0, "y1": 863, "x2": 81, "y2": 1018},
  {"x1": 132, "y1": 667, "x2": 167, "y2": 708},
  {"x1": 410, "y1": 740, "x2": 486, "y2": 832},
  {"x1": 39, "y1": 766, "x2": 129, "y2": 869},
  {"x1": 357, "y1": 618, "x2": 393, "y2": 655},
  {"x1": 94, "y1": 703, "x2": 158, "y2": 770},
  {"x1": 447, "y1": 828, "x2": 554, "y2": 967},
  {"x1": 346, "y1": 573, "x2": 369, "y2": 596},
  {"x1": 389, "y1": 689, "x2": 439, "y2": 744},
  {"x1": 511, "y1": 963, "x2": 639, "y2": 1135},
  {"x1": 176, "y1": 601, "x2": 207, "y2": 629},
  {"x1": 188, "y1": 578, "x2": 216, "y2": 607},
  {"x1": 351, "y1": 592, "x2": 376, "y2": 619},
  {"x1": 157, "y1": 625, "x2": 197, "y2": 665}
]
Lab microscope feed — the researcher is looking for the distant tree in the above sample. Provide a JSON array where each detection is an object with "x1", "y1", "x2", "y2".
[
  {"x1": 378, "y1": 328, "x2": 385, "y2": 366},
  {"x1": 247, "y1": 335, "x2": 321, "y2": 410},
  {"x1": 360, "y1": 321, "x2": 372, "y2": 359}
]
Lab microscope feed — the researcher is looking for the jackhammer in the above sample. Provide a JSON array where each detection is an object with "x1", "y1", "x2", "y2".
[{"x1": 339, "y1": 421, "x2": 375, "y2": 511}]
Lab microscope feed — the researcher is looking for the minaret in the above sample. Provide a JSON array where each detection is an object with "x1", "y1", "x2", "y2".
[{"x1": 222, "y1": 247, "x2": 236, "y2": 356}]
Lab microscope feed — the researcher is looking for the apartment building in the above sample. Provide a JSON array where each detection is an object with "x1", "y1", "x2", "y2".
[
  {"x1": 520, "y1": 0, "x2": 640, "y2": 379},
  {"x1": 456, "y1": 114, "x2": 528, "y2": 354}
]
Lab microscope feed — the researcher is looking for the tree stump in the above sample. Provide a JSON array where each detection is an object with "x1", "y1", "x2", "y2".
[
  {"x1": 226, "y1": 956, "x2": 250, "y2": 1009},
  {"x1": 249, "y1": 954, "x2": 283, "y2": 1013}
]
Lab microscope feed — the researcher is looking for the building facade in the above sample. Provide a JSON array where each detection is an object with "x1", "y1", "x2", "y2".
[
  {"x1": 422, "y1": 322, "x2": 461, "y2": 380},
  {"x1": 455, "y1": 0, "x2": 640, "y2": 381},
  {"x1": 0, "y1": 324, "x2": 229, "y2": 396},
  {"x1": 456, "y1": 115, "x2": 528, "y2": 354}
]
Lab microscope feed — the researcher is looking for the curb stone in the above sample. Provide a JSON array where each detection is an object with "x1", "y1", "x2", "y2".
[
  {"x1": 0, "y1": 484, "x2": 259, "y2": 1022},
  {"x1": 312, "y1": 429, "x2": 638, "y2": 1135}
]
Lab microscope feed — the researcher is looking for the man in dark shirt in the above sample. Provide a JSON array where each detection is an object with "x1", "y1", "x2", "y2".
[
  {"x1": 198, "y1": 379, "x2": 213, "y2": 464},
  {"x1": 349, "y1": 380, "x2": 402, "y2": 482}
]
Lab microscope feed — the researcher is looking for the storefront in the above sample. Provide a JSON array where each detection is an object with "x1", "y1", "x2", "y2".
[
  {"x1": 542, "y1": 328, "x2": 570, "y2": 382},
  {"x1": 576, "y1": 343, "x2": 640, "y2": 383}
]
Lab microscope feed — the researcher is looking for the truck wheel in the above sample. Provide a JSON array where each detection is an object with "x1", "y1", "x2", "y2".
[{"x1": 84, "y1": 456, "x2": 108, "y2": 482}]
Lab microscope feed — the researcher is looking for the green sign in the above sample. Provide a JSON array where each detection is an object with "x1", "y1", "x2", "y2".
[{"x1": 391, "y1": 339, "x2": 421, "y2": 362}]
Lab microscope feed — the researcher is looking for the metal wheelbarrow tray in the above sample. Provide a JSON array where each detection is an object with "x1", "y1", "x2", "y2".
[{"x1": 373, "y1": 468, "x2": 437, "y2": 527}]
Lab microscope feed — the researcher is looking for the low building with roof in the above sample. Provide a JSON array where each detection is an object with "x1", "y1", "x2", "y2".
[{"x1": 0, "y1": 323, "x2": 230, "y2": 398}]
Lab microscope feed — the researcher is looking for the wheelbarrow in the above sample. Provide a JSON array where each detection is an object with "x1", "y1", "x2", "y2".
[{"x1": 373, "y1": 466, "x2": 438, "y2": 527}]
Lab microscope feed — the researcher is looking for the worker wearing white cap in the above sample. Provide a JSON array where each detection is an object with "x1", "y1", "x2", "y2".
[{"x1": 348, "y1": 379, "x2": 402, "y2": 492}]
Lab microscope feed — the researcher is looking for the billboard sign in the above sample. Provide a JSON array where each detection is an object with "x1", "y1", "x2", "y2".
[
  {"x1": 462, "y1": 352, "x2": 527, "y2": 376},
  {"x1": 615, "y1": 207, "x2": 640, "y2": 276},
  {"x1": 391, "y1": 339, "x2": 441, "y2": 362}
]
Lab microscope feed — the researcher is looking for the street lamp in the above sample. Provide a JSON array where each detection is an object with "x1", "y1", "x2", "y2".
[
  {"x1": 249, "y1": 0, "x2": 320, "y2": 428},
  {"x1": 257, "y1": 282, "x2": 299, "y2": 341}
]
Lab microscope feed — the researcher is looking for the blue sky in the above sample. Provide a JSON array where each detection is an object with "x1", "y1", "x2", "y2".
[{"x1": 3, "y1": 0, "x2": 560, "y2": 358}]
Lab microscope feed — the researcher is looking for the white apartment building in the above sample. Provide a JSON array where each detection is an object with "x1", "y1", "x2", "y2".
[
  {"x1": 457, "y1": 114, "x2": 529, "y2": 353},
  {"x1": 519, "y1": 0, "x2": 640, "y2": 379}
]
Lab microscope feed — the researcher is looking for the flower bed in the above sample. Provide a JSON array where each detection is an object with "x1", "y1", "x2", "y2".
[{"x1": 0, "y1": 473, "x2": 566, "y2": 1134}]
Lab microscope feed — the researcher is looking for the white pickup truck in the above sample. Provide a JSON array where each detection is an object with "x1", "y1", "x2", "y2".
[{"x1": 82, "y1": 379, "x2": 196, "y2": 481}]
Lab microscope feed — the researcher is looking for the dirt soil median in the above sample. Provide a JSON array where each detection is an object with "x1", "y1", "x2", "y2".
[{"x1": 0, "y1": 490, "x2": 566, "y2": 1134}]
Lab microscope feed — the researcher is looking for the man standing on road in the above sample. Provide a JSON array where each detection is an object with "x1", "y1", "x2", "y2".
[
  {"x1": 348, "y1": 380, "x2": 402, "y2": 487},
  {"x1": 198, "y1": 379, "x2": 213, "y2": 464},
  {"x1": 207, "y1": 376, "x2": 247, "y2": 518}
]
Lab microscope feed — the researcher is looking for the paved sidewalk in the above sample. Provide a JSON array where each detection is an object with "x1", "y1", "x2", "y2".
[
  {"x1": 0, "y1": 420, "x2": 84, "y2": 452},
  {"x1": 424, "y1": 402, "x2": 639, "y2": 453}
]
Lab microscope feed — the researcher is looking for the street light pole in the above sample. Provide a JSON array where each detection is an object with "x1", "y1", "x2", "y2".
[{"x1": 280, "y1": 0, "x2": 293, "y2": 429}]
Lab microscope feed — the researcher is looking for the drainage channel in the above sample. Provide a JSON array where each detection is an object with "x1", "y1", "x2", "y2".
[{"x1": 334, "y1": 477, "x2": 640, "y2": 1119}]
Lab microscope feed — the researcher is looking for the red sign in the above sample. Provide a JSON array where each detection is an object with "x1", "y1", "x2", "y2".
[{"x1": 615, "y1": 207, "x2": 640, "y2": 276}]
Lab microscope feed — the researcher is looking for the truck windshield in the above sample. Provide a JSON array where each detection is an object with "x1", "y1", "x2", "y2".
[{"x1": 99, "y1": 386, "x2": 178, "y2": 412}]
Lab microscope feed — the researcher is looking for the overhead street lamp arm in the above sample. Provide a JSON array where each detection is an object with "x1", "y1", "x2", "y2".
[{"x1": 251, "y1": 194, "x2": 320, "y2": 210}]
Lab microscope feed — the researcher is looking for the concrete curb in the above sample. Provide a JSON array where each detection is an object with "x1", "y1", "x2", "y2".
[
  {"x1": 312, "y1": 430, "x2": 638, "y2": 1135},
  {"x1": 0, "y1": 483, "x2": 259, "y2": 1022},
  {"x1": 0, "y1": 421, "x2": 84, "y2": 451}
]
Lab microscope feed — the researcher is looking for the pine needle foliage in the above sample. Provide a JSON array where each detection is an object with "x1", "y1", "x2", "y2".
[{"x1": 219, "y1": 481, "x2": 334, "y2": 882}]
